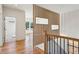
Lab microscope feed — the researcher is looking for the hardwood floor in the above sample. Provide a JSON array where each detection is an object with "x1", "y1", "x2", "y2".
[
  {"x1": 0, "y1": 31, "x2": 44, "y2": 54},
  {"x1": 0, "y1": 40, "x2": 44, "y2": 54}
]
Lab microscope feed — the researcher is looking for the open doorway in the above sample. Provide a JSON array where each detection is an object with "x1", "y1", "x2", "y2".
[
  {"x1": 4, "y1": 16, "x2": 16, "y2": 43},
  {"x1": 25, "y1": 18, "x2": 33, "y2": 50}
]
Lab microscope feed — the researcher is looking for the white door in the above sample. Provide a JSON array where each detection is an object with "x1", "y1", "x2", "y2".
[{"x1": 5, "y1": 17, "x2": 16, "y2": 42}]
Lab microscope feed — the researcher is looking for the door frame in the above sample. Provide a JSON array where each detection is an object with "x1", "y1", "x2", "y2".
[{"x1": 4, "y1": 16, "x2": 16, "y2": 43}]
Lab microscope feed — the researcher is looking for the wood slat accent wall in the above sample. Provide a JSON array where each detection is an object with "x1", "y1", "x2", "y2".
[{"x1": 33, "y1": 5, "x2": 60, "y2": 47}]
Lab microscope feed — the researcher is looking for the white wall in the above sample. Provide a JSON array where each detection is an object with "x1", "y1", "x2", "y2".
[
  {"x1": 25, "y1": 4, "x2": 33, "y2": 22},
  {"x1": 3, "y1": 6, "x2": 25, "y2": 40},
  {"x1": 0, "y1": 5, "x2": 3, "y2": 46},
  {"x1": 60, "y1": 10, "x2": 79, "y2": 39}
]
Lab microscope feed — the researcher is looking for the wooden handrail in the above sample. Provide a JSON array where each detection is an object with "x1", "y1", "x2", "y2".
[{"x1": 47, "y1": 33, "x2": 79, "y2": 41}]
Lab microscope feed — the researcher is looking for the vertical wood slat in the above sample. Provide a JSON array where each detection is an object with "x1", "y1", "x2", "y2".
[
  {"x1": 67, "y1": 39, "x2": 69, "y2": 54},
  {"x1": 72, "y1": 40, "x2": 74, "y2": 54}
]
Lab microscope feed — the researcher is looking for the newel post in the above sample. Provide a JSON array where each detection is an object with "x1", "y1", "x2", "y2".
[{"x1": 44, "y1": 30, "x2": 48, "y2": 54}]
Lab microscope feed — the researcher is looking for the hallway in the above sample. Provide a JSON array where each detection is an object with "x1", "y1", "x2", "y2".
[
  {"x1": 0, "y1": 33, "x2": 44, "y2": 54},
  {"x1": 0, "y1": 40, "x2": 44, "y2": 54}
]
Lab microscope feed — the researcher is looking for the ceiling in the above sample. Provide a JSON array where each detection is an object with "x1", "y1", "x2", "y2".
[
  {"x1": 3, "y1": 4, "x2": 32, "y2": 11},
  {"x1": 37, "y1": 4, "x2": 79, "y2": 13},
  {"x1": 3, "y1": 4, "x2": 33, "y2": 18},
  {"x1": 3, "y1": 4, "x2": 79, "y2": 14}
]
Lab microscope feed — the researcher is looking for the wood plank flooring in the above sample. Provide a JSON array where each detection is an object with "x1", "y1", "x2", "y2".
[{"x1": 0, "y1": 40, "x2": 44, "y2": 54}]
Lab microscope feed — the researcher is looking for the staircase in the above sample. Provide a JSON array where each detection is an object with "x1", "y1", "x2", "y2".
[{"x1": 44, "y1": 31, "x2": 79, "y2": 54}]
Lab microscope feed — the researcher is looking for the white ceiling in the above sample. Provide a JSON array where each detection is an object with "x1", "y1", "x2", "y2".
[
  {"x1": 3, "y1": 4, "x2": 33, "y2": 18},
  {"x1": 37, "y1": 4, "x2": 79, "y2": 13},
  {"x1": 3, "y1": 4, "x2": 32, "y2": 11},
  {"x1": 3, "y1": 4, "x2": 79, "y2": 14}
]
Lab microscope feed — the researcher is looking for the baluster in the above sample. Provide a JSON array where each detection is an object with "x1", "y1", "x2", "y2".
[
  {"x1": 78, "y1": 41, "x2": 79, "y2": 54},
  {"x1": 60, "y1": 38, "x2": 61, "y2": 54},
  {"x1": 46, "y1": 35, "x2": 47, "y2": 53},
  {"x1": 73, "y1": 40, "x2": 74, "y2": 54},
  {"x1": 67, "y1": 39, "x2": 69, "y2": 54},
  {"x1": 57, "y1": 37, "x2": 58, "y2": 53},
  {"x1": 52, "y1": 36, "x2": 54, "y2": 54},
  {"x1": 48, "y1": 36, "x2": 50, "y2": 54},
  {"x1": 63, "y1": 38, "x2": 65, "y2": 54},
  {"x1": 54, "y1": 36, "x2": 55, "y2": 54}
]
